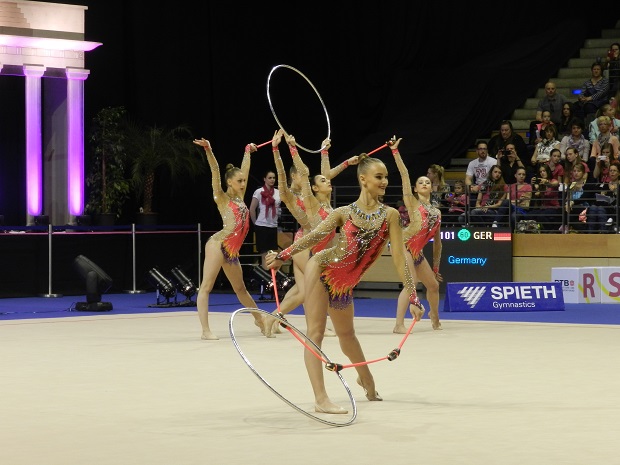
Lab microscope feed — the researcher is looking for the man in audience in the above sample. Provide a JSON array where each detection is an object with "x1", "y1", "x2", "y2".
[{"x1": 465, "y1": 140, "x2": 498, "y2": 206}]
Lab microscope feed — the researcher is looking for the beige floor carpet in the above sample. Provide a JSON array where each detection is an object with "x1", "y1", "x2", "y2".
[{"x1": 1, "y1": 310, "x2": 618, "y2": 465}]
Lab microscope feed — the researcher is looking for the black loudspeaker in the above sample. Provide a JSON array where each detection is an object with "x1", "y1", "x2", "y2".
[{"x1": 72, "y1": 255, "x2": 113, "y2": 311}]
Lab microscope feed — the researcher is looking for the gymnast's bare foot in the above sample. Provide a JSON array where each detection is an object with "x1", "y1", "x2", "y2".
[
  {"x1": 430, "y1": 310, "x2": 442, "y2": 330},
  {"x1": 392, "y1": 324, "x2": 407, "y2": 334},
  {"x1": 314, "y1": 401, "x2": 348, "y2": 414},
  {"x1": 357, "y1": 377, "x2": 383, "y2": 401},
  {"x1": 254, "y1": 315, "x2": 275, "y2": 338},
  {"x1": 201, "y1": 330, "x2": 219, "y2": 340}
]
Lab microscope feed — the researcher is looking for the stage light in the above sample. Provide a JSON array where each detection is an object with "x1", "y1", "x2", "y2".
[
  {"x1": 72, "y1": 255, "x2": 113, "y2": 311},
  {"x1": 146, "y1": 267, "x2": 177, "y2": 300},
  {"x1": 169, "y1": 266, "x2": 197, "y2": 300}
]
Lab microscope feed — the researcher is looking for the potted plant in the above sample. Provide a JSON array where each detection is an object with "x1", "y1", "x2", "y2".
[
  {"x1": 122, "y1": 120, "x2": 206, "y2": 224},
  {"x1": 85, "y1": 106, "x2": 131, "y2": 225}
]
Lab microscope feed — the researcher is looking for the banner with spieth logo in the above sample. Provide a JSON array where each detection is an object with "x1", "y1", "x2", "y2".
[{"x1": 443, "y1": 282, "x2": 565, "y2": 312}]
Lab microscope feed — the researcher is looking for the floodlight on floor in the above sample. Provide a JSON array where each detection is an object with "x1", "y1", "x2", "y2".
[
  {"x1": 146, "y1": 267, "x2": 176, "y2": 305},
  {"x1": 169, "y1": 266, "x2": 198, "y2": 300},
  {"x1": 72, "y1": 255, "x2": 113, "y2": 311}
]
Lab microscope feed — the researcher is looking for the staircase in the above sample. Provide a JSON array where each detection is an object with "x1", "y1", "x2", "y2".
[{"x1": 445, "y1": 20, "x2": 620, "y2": 183}]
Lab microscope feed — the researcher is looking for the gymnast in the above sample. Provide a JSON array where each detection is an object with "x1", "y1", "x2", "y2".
[
  {"x1": 389, "y1": 137, "x2": 443, "y2": 333},
  {"x1": 266, "y1": 152, "x2": 424, "y2": 414},
  {"x1": 265, "y1": 131, "x2": 356, "y2": 337},
  {"x1": 193, "y1": 138, "x2": 270, "y2": 340}
]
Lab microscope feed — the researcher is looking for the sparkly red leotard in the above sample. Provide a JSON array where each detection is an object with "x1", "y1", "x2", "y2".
[
  {"x1": 278, "y1": 203, "x2": 410, "y2": 309},
  {"x1": 209, "y1": 198, "x2": 249, "y2": 264},
  {"x1": 404, "y1": 202, "x2": 441, "y2": 265}
]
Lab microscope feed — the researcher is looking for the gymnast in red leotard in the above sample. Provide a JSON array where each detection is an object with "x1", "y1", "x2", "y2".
[
  {"x1": 389, "y1": 137, "x2": 444, "y2": 333},
  {"x1": 192, "y1": 138, "x2": 270, "y2": 341},
  {"x1": 264, "y1": 132, "x2": 354, "y2": 337},
  {"x1": 266, "y1": 153, "x2": 424, "y2": 415}
]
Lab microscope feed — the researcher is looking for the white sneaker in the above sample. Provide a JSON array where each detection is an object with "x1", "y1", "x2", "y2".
[
  {"x1": 492, "y1": 221, "x2": 498, "y2": 228},
  {"x1": 606, "y1": 218, "x2": 613, "y2": 225}
]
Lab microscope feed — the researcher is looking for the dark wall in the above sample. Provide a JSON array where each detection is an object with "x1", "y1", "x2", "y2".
[{"x1": 0, "y1": 1, "x2": 616, "y2": 226}]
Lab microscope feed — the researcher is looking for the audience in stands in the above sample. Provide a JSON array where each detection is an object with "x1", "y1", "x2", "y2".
[
  {"x1": 588, "y1": 104, "x2": 620, "y2": 143},
  {"x1": 465, "y1": 140, "x2": 497, "y2": 205},
  {"x1": 546, "y1": 148, "x2": 565, "y2": 185},
  {"x1": 557, "y1": 103, "x2": 574, "y2": 138},
  {"x1": 562, "y1": 147, "x2": 590, "y2": 185},
  {"x1": 572, "y1": 62, "x2": 610, "y2": 125},
  {"x1": 588, "y1": 116, "x2": 620, "y2": 175},
  {"x1": 559, "y1": 118, "x2": 590, "y2": 162},
  {"x1": 443, "y1": 180, "x2": 467, "y2": 226},
  {"x1": 529, "y1": 110, "x2": 555, "y2": 147},
  {"x1": 564, "y1": 163, "x2": 599, "y2": 233},
  {"x1": 427, "y1": 164, "x2": 451, "y2": 219},
  {"x1": 529, "y1": 82, "x2": 570, "y2": 142},
  {"x1": 496, "y1": 143, "x2": 525, "y2": 184},
  {"x1": 530, "y1": 163, "x2": 561, "y2": 231},
  {"x1": 488, "y1": 120, "x2": 528, "y2": 161},
  {"x1": 596, "y1": 162, "x2": 619, "y2": 231},
  {"x1": 499, "y1": 167, "x2": 532, "y2": 229},
  {"x1": 531, "y1": 125, "x2": 560, "y2": 172},
  {"x1": 591, "y1": 142, "x2": 618, "y2": 183},
  {"x1": 469, "y1": 165, "x2": 507, "y2": 227}
]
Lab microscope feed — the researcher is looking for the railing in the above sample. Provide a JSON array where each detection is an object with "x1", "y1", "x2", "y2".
[{"x1": 280, "y1": 184, "x2": 620, "y2": 235}]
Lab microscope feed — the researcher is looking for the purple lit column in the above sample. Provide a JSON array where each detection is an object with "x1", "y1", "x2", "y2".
[
  {"x1": 65, "y1": 68, "x2": 90, "y2": 218},
  {"x1": 24, "y1": 65, "x2": 46, "y2": 220}
]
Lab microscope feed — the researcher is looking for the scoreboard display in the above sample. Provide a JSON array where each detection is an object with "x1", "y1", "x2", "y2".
[{"x1": 422, "y1": 227, "x2": 512, "y2": 292}]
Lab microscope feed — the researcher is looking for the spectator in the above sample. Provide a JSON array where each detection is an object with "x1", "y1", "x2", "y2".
[
  {"x1": 529, "y1": 110, "x2": 555, "y2": 147},
  {"x1": 469, "y1": 165, "x2": 507, "y2": 227},
  {"x1": 496, "y1": 143, "x2": 526, "y2": 184},
  {"x1": 250, "y1": 169, "x2": 281, "y2": 269},
  {"x1": 589, "y1": 115, "x2": 620, "y2": 175},
  {"x1": 557, "y1": 103, "x2": 574, "y2": 138},
  {"x1": 465, "y1": 140, "x2": 498, "y2": 205},
  {"x1": 592, "y1": 142, "x2": 618, "y2": 183},
  {"x1": 427, "y1": 163, "x2": 451, "y2": 219},
  {"x1": 488, "y1": 120, "x2": 528, "y2": 161},
  {"x1": 559, "y1": 118, "x2": 590, "y2": 162},
  {"x1": 595, "y1": 162, "x2": 619, "y2": 231},
  {"x1": 588, "y1": 104, "x2": 620, "y2": 143},
  {"x1": 546, "y1": 148, "x2": 565, "y2": 185},
  {"x1": 531, "y1": 125, "x2": 560, "y2": 172},
  {"x1": 396, "y1": 199, "x2": 410, "y2": 226},
  {"x1": 534, "y1": 81, "x2": 570, "y2": 126},
  {"x1": 564, "y1": 163, "x2": 601, "y2": 232},
  {"x1": 562, "y1": 147, "x2": 590, "y2": 185},
  {"x1": 604, "y1": 42, "x2": 620, "y2": 101},
  {"x1": 442, "y1": 180, "x2": 467, "y2": 226},
  {"x1": 529, "y1": 163, "x2": 561, "y2": 231},
  {"x1": 572, "y1": 62, "x2": 609, "y2": 125},
  {"x1": 499, "y1": 167, "x2": 532, "y2": 229}
]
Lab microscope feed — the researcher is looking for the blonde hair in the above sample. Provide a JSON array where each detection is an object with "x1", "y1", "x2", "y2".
[{"x1": 428, "y1": 164, "x2": 447, "y2": 188}]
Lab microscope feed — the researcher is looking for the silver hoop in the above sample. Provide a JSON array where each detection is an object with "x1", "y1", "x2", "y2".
[
  {"x1": 229, "y1": 307, "x2": 357, "y2": 427},
  {"x1": 266, "y1": 64, "x2": 331, "y2": 154}
]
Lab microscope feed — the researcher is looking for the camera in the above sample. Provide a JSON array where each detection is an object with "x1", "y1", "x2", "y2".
[
  {"x1": 501, "y1": 149, "x2": 511, "y2": 155},
  {"x1": 598, "y1": 155, "x2": 607, "y2": 161}
]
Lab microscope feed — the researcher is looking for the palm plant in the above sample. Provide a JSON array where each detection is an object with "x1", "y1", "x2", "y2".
[{"x1": 122, "y1": 121, "x2": 206, "y2": 215}]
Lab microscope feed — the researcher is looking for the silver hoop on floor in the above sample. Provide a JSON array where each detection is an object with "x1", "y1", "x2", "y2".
[
  {"x1": 229, "y1": 307, "x2": 357, "y2": 427},
  {"x1": 266, "y1": 64, "x2": 331, "y2": 154}
]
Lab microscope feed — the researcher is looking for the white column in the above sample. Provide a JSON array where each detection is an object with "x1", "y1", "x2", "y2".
[
  {"x1": 65, "y1": 67, "x2": 90, "y2": 220},
  {"x1": 23, "y1": 64, "x2": 46, "y2": 224}
]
